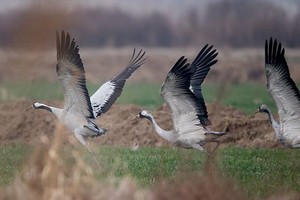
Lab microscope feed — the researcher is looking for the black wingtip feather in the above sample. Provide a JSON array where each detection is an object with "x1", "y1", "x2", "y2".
[
  {"x1": 167, "y1": 56, "x2": 194, "y2": 91},
  {"x1": 192, "y1": 45, "x2": 218, "y2": 69},
  {"x1": 265, "y1": 37, "x2": 286, "y2": 66},
  {"x1": 189, "y1": 44, "x2": 218, "y2": 127},
  {"x1": 128, "y1": 48, "x2": 146, "y2": 67},
  {"x1": 171, "y1": 56, "x2": 188, "y2": 71},
  {"x1": 112, "y1": 48, "x2": 146, "y2": 82},
  {"x1": 56, "y1": 30, "x2": 84, "y2": 69}
]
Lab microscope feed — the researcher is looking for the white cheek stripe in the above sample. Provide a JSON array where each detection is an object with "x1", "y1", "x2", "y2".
[{"x1": 34, "y1": 102, "x2": 45, "y2": 107}]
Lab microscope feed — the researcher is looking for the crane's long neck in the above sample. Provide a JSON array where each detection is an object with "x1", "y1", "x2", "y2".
[
  {"x1": 34, "y1": 102, "x2": 64, "y2": 121},
  {"x1": 264, "y1": 108, "x2": 282, "y2": 140},
  {"x1": 144, "y1": 114, "x2": 176, "y2": 142}
]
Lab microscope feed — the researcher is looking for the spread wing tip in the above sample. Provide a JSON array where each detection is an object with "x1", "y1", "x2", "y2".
[
  {"x1": 192, "y1": 44, "x2": 218, "y2": 69},
  {"x1": 111, "y1": 48, "x2": 147, "y2": 82},
  {"x1": 265, "y1": 37, "x2": 285, "y2": 65},
  {"x1": 56, "y1": 30, "x2": 83, "y2": 68},
  {"x1": 129, "y1": 48, "x2": 147, "y2": 68}
]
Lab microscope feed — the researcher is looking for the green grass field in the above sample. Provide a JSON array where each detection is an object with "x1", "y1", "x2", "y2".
[
  {"x1": 1, "y1": 144, "x2": 300, "y2": 199},
  {"x1": 0, "y1": 81, "x2": 276, "y2": 114},
  {"x1": 1, "y1": 81, "x2": 299, "y2": 199}
]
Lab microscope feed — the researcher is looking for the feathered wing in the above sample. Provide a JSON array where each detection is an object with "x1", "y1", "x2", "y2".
[
  {"x1": 90, "y1": 49, "x2": 146, "y2": 117},
  {"x1": 56, "y1": 30, "x2": 94, "y2": 120},
  {"x1": 160, "y1": 56, "x2": 203, "y2": 135},
  {"x1": 190, "y1": 45, "x2": 218, "y2": 126},
  {"x1": 265, "y1": 38, "x2": 300, "y2": 118}
]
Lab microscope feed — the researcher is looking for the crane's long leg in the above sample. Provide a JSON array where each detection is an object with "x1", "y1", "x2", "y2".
[
  {"x1": 86, "y1": 144, "x2": 102, "y2": 171},
  {"x1": 74, "y1": 132, "x2": 102, "y2": 171},
  {"x1": 205, "y1": 130, "x2": 225, "y2": 135},
  {"x1": 206, "y1": 138, "x2": 221, "y2": 153},
  {"x1": 291, "y1": 138, "x2": 300, "y2": 148},
  {"x1": 201, "y1": 138, "x2": 221, "y2": 175}
]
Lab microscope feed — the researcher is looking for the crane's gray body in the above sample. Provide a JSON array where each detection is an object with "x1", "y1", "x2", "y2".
[{"x1": 139, "y1": 45, "x2": 224, "y2": 151}]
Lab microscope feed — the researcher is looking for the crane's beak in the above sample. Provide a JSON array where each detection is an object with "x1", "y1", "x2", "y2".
[
  {"x1": 130, "y1": 114, "x2": 140, "y2": 121},
  {"x1": 26, "y1": 105, "x2": 33, "y2": 111},
  {"x1": 254, "y1": 109, "x2": 259, "y2": 114}
]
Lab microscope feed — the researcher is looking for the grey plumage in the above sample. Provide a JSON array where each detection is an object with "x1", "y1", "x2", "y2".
[
  {"x1": 31, "y1": 31, "x2": 146, "y2": 160},
  {"x1": 91, "y1": 49, "x2": 146, "y2": 117},
  {"x1": 138, "y1": 45, "x2": 224, "y2": 151},
  {"x1": 257, "y1": 38, "x2": 300, "y2": 148}
]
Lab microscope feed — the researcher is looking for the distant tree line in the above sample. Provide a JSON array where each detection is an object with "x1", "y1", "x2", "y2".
[
  {"x1": 197, "y1": 0, "x2": 296, "y2": 47},
  {"x1": 1, "y1": 0, "x2": 300, "y2": 48}
]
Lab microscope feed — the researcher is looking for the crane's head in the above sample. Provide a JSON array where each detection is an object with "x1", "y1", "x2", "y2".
[
  {"x1": 256, "y1": 104, "x2": 270, "y2": 114},
  {"x1": 138, "y1": 110, "x2": 151, "y2": 118},
  {"x1": 137, "y1": 110, "x2": 153, "y2": 122},
  {"x1": 131, "y1": 110, "x2": 152, "y2": 121},
  {"x1": 27, "y1": 102, "x2": 51, "y2": 112}
]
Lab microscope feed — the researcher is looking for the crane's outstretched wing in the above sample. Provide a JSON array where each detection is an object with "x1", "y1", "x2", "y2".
[
  {"x1": 161, "y1": 56, "x2": 205, "y2": 135},
  {"x1": 56, "y1": 30, "x2": 94, "y2": 119},
  {"x1": 190, "y1": 44, "x2": 218, "y2": 126},
  {"x1": 91, "y1": 49, "x2": 146, "y2": 117},
  {"x1": 265, "y1": 38, "x2": 300, "y2": 117}
]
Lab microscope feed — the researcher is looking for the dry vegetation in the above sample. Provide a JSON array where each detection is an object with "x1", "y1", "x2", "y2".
[
  {"x1": 1, "y1": 122, "x2": 299, "y2": 200},
  {"x1": 0, "y1": 124, "x2": 148, "y2": 200},
  {"x1": 0, "y1": 122, "x2": 248, "y2": 200},
  {"x1": 0, "y1": 100, "x2": 279, "y2": 149}
]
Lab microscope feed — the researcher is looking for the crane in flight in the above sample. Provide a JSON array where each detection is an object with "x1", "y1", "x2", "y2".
[
  {"x1": 256, "y1": 38, "x2": 300, "y2": 148},
  {"x1": 29, "y1": 31, "x2": 146, "y2": 168},
  {"x1": 135, "y1": 44, "x2": 224, "y2": 151}
]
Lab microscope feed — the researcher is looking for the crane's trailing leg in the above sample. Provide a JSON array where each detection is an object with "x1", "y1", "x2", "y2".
[
  {"x1": 291, "y1": 138, "x2": 300, "y2": 148},
  {"x1": 191, "y1": 144, "x2": 205, "y2": 151},
  {"x1": 74, "y1": 131, "x2": 102, "y2": 171},
  {"x1": 204, "y1": 128, "x2": 225, "y2": 136},
  {"x1": 204, "y1": 138, "x2": 222, "y2": 156}
]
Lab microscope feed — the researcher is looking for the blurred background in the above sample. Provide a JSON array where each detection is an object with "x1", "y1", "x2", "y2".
[
  {"x1": 1, "y1": 2, "x2": 300, "y2": 198},
  {"x1": 1, "y1": 0, "x2": 299, "y2": 48},
  {"x1": 0, "y1": 0, "x2": 299, "y2": 106}
]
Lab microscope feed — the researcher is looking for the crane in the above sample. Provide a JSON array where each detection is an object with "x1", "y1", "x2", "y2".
[
  {"x1": 29, "y1": 31, "x2": 146, "y2": 167},
  {"x1": 135, "y1": 45, "x2": 224, "y2": 151},
  {"x1": 256, "y1": 38, "x2": 300, "y2": 148}
]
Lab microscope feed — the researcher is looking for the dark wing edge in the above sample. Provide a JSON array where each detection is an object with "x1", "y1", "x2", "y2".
[
  {"x1": 56, "y1": 30, "x2": 94, "y2": 119},
  {"x1": 56, "y1": 30, "x2": 83, "y2": 71},
  {"x1": 169, "y1": 56, "x2": 194, "y2": 89},
  {"x1": 190, "y1": 45, "x2": 218, "y2": 126},
  {"x1": 91, "y1": 49, "x2": 146, "y2": 117},
  {"x1": 161, "y1": 56, "x2": 194, "y2": 104},
  {"x1": 162, "y1": 56, "x2": 209, "y2": 127},
  {"x1": 265, "y1": 38, "x2": 300, "y2": 103},
  {"x1": 111, "y1": 49, "x2": 147, "y2": 82}
]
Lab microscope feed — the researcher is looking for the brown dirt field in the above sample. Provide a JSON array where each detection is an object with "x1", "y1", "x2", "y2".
[
  {"x1": 2, "y1": 47, "x2": 300, "y2": 84},
  {"x1": 0, "y1": 100, "x2": 280, "y2": 149}
]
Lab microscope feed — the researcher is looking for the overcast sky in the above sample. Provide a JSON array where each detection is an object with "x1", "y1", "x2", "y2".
[
  {"x1": 0, "y1": 0, "x2": 213, "y2": 21},
  {"x1": 1, "y1": 0, "x2": 298, "y2": 18}
]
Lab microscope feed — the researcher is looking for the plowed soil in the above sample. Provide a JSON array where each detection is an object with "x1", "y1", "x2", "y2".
[{"x1": 0, "y1": 100, "x2": 280, "y2": 149}]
